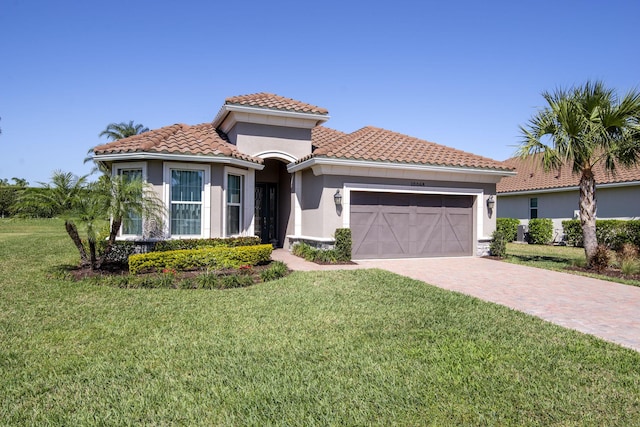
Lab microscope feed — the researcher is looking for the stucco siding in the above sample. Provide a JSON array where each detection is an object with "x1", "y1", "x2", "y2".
[
  {"x1": 498, "y1": 185, "x2": 640, "y2": 242},
  {"x1": 597, "y1": 186, "x2": 640, "y2": 219},
  {"x1": 146, "y1": 161, "x2": 164, "y2": 202},
  {"x1": 498, "y1": 185, "x2": 640, "y2": 221},
  {"x1": 297, "y1": 172, "x2": 497, "y2": 248},
  {"x1": 299, "y1": 170, "x2": 326, "y2": 237},
  {"x1": 231, "y1": 122, "x2": 312, "y2": 160},
  {"x1": 210, "y1": 165, "x2": 224, "y2": 237}
]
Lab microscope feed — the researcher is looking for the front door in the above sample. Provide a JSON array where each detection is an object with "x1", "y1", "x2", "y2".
[{"x1": 255, "y1": 183, "x2": 278, "y2": 245}]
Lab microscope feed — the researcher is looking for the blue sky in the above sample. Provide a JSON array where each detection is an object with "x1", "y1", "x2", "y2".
[{"x1": 1, "y1": 0, "x2": 638, "y2": 185}]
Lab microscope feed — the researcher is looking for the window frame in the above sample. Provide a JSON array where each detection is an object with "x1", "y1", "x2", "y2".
[
  {"x1": 223, "y1": 167, "x2": 251, "y2": 237},
  {"x1": 113, "y1": 162, "x2": 147, "y2": 238},
  {"x1": 163, "y1": 162, "x2": 211, "y2": 239},
  {"x1": 529, "y1": 197, "x2": 538, "y2": 219}
]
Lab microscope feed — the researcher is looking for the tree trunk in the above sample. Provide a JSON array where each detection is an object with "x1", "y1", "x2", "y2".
[
  {"x1": 96, "y1": 217, "x2": 122, "y2": 270},
  {"x1": 89, "y1": 240, "x2": 97, "y2": 271},
  {"x1": 65, "y1": 220, "x2": 89, "y2": 267},
  {"x1": 579, "y1": 169, "x2": 598, "y2": 267}
]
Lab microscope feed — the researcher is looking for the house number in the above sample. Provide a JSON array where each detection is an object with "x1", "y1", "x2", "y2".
[{"x1": 410, "y1": 181, "x2": 425, "y2": 187}]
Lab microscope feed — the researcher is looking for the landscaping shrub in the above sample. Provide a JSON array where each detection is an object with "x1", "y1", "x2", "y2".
[
  {"x1": 596, "y1": 220, "x2": 628, "y2": 250},
  {"x1": 489, "y1": 229, "x2": 508, "y2": 258},
  {"x1": 98, "y1": 240, "x2": 137, "y2": 264},
  {"x1": 128, "y1": 244, "x2": 273, "y2": 274},
  {"x1": 292, "y1": 242, "x2": 314, "y2": 259},
  {"x1": 218, "y1": 274, "x2": 254, "y2": 289},
  {"x1": 617, "y1": 242, "x2": 638, "y2": 261},
  {"x1": 527, "y1": 218, "x2": 553, "y2": 245},
  {"x1": 260, "y1": 261, "x2": 289, "y2": 282},
  {"x1": 562, "y1": 220, "x2": 583, "y2": 247},
  {"x1": 195, "y1": 270, "x2": 219, "y2": 289},
  {"x1": 620, "y1": 258, "x2": 640, "y2": 276},
  {"x1": 626, "y1": 221, "x2": 640, "y2": 248},
  {"x1": 496, "y1": 218, "x2": 520, "y2": 242},
  {"x1": 291, "y1": 242, "x2": 340, "y2": 264},
  {"x1": 334, "y1": 228, "x2": 352, "y2": 261},
  {"x1": 590, "y1": 244, "x2": 611, "y2": 272},
  {"x1": 563, "y1": 219, "x2": 640, "y2": 249},
  {"x1": 153, "y1": 236, "x2": 261, "y2": 252}
]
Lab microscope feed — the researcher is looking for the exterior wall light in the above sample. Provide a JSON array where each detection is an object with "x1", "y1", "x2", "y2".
[
  {"x1": 334, "y1": 189, "x2": 342, "y2": 206},
  {"x1": 486, "y1": 195, "x2": 495, "y2": 214}
]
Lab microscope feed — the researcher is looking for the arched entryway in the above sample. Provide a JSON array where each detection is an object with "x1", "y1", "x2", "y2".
[{"x1": 254, "y1": 158, "x2": 292, "y2": 247}]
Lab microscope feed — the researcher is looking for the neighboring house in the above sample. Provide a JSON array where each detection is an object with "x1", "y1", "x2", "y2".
[
  {"x1": 92, "y1": 92, "x2": 514, "y2": 259},
  {"x1": 497, "y1": 154, "x2": 640, "y2": 241}
]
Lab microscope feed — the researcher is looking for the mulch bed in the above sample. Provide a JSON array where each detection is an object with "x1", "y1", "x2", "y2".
[
  {"x1": 483, "y1": 255, "x2": 640, "y2": 281},
  {"x1": 564, "y1": 265, "x2": 640, "y2": 281}
]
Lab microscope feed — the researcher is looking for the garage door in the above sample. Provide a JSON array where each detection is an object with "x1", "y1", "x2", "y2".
[{"x1": 350, "y1": 192, "x2": 473, "y2": 259}]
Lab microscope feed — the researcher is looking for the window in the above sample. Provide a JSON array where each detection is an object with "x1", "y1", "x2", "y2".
[
  {"x1": 113, "y1": 163, "x2": 147, "y2": 237},
  {"x1": 170, "y1": 169, "x2": 203, "y2": 236},
  {"x1": 226, "y1": 174, "x2": 243, "y2": 235},
  {"x1": 120, "y1": 169, "x2": 143, "y2": 235},
  {"x1": 529, "y1": 197, "x2": 538, "y2": 219}
]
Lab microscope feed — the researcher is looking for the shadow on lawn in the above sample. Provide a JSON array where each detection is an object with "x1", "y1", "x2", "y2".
[{"x1": 508, "y1": 254, "x2": 576, "y2": 265}]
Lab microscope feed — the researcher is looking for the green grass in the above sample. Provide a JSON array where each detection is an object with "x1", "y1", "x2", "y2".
[
  {"x1": 505, "y1": 242, "x2": 640, "y2": 287},
  {"x1": 2, "y1": 219, "x2": 640, "y2": 425}
]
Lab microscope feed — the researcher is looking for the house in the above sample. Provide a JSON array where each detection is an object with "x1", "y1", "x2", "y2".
[
  {"x1": 92, "y1": 92, "x2": 514, "y2": 259},
  {"x1": 497, "y1": 154, "x2": 640, "y2": 241}
]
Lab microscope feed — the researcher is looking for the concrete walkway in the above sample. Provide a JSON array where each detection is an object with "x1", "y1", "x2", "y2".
[{"x1": 272, "y1": 249, "x2": 640, "y2": 352}]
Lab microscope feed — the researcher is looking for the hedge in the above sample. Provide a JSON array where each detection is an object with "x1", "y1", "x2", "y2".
[
  {"x1": 496, "y1": 218, "x2": 520, "y2": 242},
  {"x1": 527, "y1": 218, "x2": 553, "y2": 245},
  {"x1": 129, "y1": 244, "x2": 273, "y2": 274},
  {"x1": 153, "y1": 236, "x2": 261, "y2": 252},
  {"x1": 562, "y1": 219, "x2": 640, "y2": 249}
]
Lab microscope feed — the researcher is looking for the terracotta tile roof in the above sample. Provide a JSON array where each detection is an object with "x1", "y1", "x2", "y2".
[
  {"x1": 93, "y1": 123, "x2": 261, "y2": 164},
  {"x1": 302, "y1": 126, "x2": 512, "y2": 171},
  {"x1": 497, "y1": 154, "x2": 640, "y2": 193},
  {"x1": 225, "y1": 92, "x2": 329, "y2": 115},
  {"x1": 311, "y1": 126, "x2": 346, "y2": 150}
]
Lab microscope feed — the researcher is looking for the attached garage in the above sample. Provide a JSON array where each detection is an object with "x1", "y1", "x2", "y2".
[{"x1": 350, "y1": 191, "x2": 474, "y2": 259}]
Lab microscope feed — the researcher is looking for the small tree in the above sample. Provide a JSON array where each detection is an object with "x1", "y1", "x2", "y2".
[
  {"x1": 518, "y1": 81, "x2": 640, "y2": 267},
  {"x1": 94, "y1": 174, "x2": 164, "y2": 269},
  {"x1": 14, "y1": 170, "x2": 164, "y2": 270},
  {"x1": 14, "y1": 171, "x2": 90, "y2": 266}
]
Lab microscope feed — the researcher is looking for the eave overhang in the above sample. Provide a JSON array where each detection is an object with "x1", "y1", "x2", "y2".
[
  {"x1": 288, "y1": 156, "x2": 516, "y2": 178},
  {"x1": 498, "y1": 180, "x2": 640, "y2": 196},
  {"x1": 92, "y1": 152, "x2": 264, "y2": 170},
  {"x1": 212, "y1": 104, "x2": 330, "y2": 133}
]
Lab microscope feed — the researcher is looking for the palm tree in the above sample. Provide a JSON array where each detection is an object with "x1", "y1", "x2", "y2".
[
  {"x1": 14, "y1": 171, "x2": 91, "y2": 266},
  {"x1": 11, "y1": 177, "x2": 28, "y2": 187},
  {"x1": 99, "y1": 120, "x2": 149, "y2": 141},
  {"x1": 518, "y1": 81, "x2": 640, "y2": 266},
  {"x1": 94, "y1": 174, "x2": 164, "y2": 269}
]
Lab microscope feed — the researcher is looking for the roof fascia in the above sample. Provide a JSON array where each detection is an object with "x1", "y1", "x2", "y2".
[
  {"x1": 212, "y1": 104, "x2": 330, "y2": 129},
  {"x1": 287, "y1": 156, "x2": 516, "y2": 177},
  {"x1": 93, "y1": 152, "x2": 264, "y2": 170},
  {"x1": 498, "y1": 180, "x2": 640, "y2": 196}
]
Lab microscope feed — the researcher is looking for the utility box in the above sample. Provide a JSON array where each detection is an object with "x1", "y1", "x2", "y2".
[{"x1": 517, "y1": 224, "x2": 528, "y2": 242}]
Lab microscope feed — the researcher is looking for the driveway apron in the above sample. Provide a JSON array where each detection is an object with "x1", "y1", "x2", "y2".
[{"x1": 272, "y1": 250, "x2": 640, "y2": 352}]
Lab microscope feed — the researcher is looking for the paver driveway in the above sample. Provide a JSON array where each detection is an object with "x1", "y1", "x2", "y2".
[{"x1": 272, "y1": 250, "x2": 640, "y2": 352}]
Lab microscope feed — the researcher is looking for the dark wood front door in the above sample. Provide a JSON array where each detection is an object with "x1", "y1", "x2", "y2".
[{"x1": 255, "y1": 183, "x2": 278, "y2": 244}]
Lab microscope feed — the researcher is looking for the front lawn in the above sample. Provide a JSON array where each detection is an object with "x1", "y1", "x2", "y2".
[
  {"x1": 1, "y1": 219, "x2": 640, "y2": 425},
  {"x1": 505, "y1": 242, "x2": 640, "y2": 287}
]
